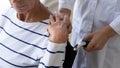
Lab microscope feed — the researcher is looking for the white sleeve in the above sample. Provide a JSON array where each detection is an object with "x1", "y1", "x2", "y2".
[
  {"x1": 110, "y1": 16, "x2": 120, "y2": 35},
  {"x1": 38, "y1": 41, "x2": 67, "y2": 68},
  {"x1": 58, "y1": 0, "x2": 75, "y2": 10}
]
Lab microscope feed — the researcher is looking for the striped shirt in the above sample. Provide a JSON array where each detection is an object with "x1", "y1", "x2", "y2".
[{"x1": 0, "y1": 7, "x2": 66, "y2": 68}]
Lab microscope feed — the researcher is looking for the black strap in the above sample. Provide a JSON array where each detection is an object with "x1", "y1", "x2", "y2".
[{"x1": 63, "y1": 41, "x2": 77, "y2": 68}]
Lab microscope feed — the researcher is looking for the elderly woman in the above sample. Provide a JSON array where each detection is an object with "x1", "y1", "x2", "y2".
[{"x1": 0, "y1": 0, "x2": 70, "y2": 68}]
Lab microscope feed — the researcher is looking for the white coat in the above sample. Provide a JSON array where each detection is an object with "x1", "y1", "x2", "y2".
[{"x1": 59, "y1": 0, "x2": 120, "y2": 68}]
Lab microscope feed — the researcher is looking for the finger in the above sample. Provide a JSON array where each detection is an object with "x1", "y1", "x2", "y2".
[
  {"x1": 83, "y1": 34, "x2": 94, "y2": 51},
  {"x1": 54, "y1": 12, "x2": 61, "y2": 22},
  {"x1": 60, "y1": 17, "x2": 68, "y2": 28},
  {"x1": 68, "y1": 23, "x2": 72, "y2": 34},
  {"x1": 84, "y1": 40, "x2": 96, "y2": 52},
  {"x1": 51, "y1": 13, "x2": 56, "y2": 21},
  {"x1": 63, "y1": 15, "x2": 69, "y2": 23},
  {"x1": 46, "y1": 25, "x2": 50, "y2": 36},
  {"x1": 54, "y1": 12, "x2": 64, "y2": 22},
  {"x1": 94, "y1": 44, "x2": 103, "y2": 51},
  {"x1": 49, "y1": 15, "x2": 55, "y2": 24},
  {"x1": 62, "y1": 15, "x2": 71, "y2": 34},
  {"x1": 85, "y1": 46, "x2": 96, "y2": 52},
  {"x1": 88, "y1": 45, "x2": 101, "y2": 52},
  {"x1": 46, "y1": 25, "x2": 50, "y2": 31},
  {"x1": 59, "y1": 12, "x2": 64, "y2": 20},
  {"x1": 83, "y1": 33, "x2": 93, "y2": 41},
  {"x1": 60, "y1": 15, "x2": 68, "y2": 27}
]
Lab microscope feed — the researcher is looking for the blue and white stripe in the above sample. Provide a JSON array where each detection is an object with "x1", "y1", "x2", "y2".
[{"x1": 0, "y1": 7, "x2": 66, "y2": 68}]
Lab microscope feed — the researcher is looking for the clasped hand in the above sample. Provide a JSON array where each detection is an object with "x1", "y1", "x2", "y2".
[
  {"x1": 46, "y1": 12, "x2": 71, "y2": 43},
  {"x1": 83, "y1": 26, "x2": 117, "y2": 52}
]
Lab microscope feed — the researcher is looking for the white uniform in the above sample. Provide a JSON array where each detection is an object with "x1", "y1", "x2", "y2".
[
  {"x1": 0, "y1": 7, "x2": 66, "y2": 68},
  {"x1": 59, "y1": 0, "x2": 120, "y2": 68},
  {"x1": 40, "y1": 0, "x2": 58, "y2": 12}
]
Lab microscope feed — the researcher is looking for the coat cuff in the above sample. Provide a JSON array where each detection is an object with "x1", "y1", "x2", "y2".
[{"x1": 110, "y1": 16, "x2": 120, "y2": 35}]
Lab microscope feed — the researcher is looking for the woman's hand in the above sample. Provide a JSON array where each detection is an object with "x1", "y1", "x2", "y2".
[
  {"x1": 46, "y1": 12, "x2": 70, "y2": 43},
  {"x1": 59, "y1": 8, "x2": 72, "y2": 34},
  {"x1": 83, "y1": 25, "x2": 117, "y2": 52}
]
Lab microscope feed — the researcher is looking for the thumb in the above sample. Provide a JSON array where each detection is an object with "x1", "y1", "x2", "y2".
[
  {"x1": 68, "y1": 24, "x2": 72, "y2": 34},
  {"x1": 46, "y1": 25, "x2": 51, "y2": 36},
  {"x1": 83, "y1": 33, "x2": 93, "y2": 41}
]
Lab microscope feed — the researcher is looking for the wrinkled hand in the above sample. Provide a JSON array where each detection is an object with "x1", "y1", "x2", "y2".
[
  {"x1": 59, "y1": 8, "x2": 72, "y2": 34},
  {"x1": 46, "y1": 13, "x2": 69, "y2": 43},
  {"x1": 83, "y1": 26, "x2": 117, "y2": 52}
]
